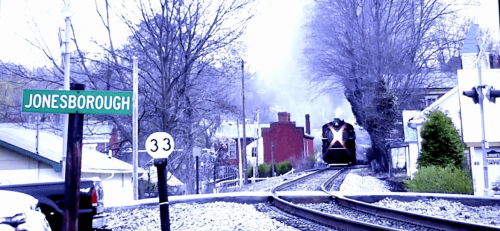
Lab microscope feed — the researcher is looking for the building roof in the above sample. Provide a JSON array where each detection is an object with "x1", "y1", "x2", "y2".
[
  {"x1": 0, "y1": 123, "x2": 134, "y2": 173},
  {"x1": 408, "y1": 86, "x2": 458, "y2": 124},
  {"x1": 139, "y1": 169, "x2": 184, "y2": 186}
]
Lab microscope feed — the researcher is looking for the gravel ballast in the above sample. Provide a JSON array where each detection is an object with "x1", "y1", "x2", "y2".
[
  {"x1": 374, "y1": 197, "x2": 500, "y2": 227},
  {"x1": 107, "y1": 202, "x2": 300, "y2": 231},
  {"x1": 339, "y1": 173, "x2": 391, "y2": 193}
]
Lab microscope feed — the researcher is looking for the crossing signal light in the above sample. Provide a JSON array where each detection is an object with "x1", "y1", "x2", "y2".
[
  {"x1": 485, "y1": 86, "x2": 500, "y2": 103},
  {"x1": 463, "y1": 87, "x2": 479, "y2": 104}
]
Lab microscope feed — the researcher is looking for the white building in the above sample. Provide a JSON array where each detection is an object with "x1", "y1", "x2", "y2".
[
  {"x1": 406, "y1": 24, "x2": 500, "y2": 196},
  {"x1": 0, "y1": 123, "x2": 140, "y2": 205}
]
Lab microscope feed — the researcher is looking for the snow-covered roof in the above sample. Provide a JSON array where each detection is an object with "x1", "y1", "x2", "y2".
[
  {"x1": 216, "y1": 122, "x2": 267, "y2": 138},
  {"x1": 0, "y1": 123, "x2": 134, "y2": 173},
  {"x1": 140, "y1": 168, "x2": 184, "y2": 186}
]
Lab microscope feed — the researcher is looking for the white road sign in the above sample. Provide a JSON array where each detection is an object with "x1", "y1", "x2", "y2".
[{"x1": 146, "y1": 132, "x2": 175, "y2": 159}]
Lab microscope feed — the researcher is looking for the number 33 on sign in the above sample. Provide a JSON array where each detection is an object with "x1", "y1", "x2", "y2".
[{"x1": 146, "y1": 132, "x2": 175, "y2": 159}]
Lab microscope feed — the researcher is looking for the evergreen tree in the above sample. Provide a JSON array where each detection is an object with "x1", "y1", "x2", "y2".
[{"x1": 418, "y1": 110, "x2": 464, "y2": 168}]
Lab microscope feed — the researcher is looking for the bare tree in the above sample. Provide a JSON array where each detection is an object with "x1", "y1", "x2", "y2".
[
  {"x1": 0, "y1": 0, "x2": 255, "y2": 193},
  {"x1": 305, "y1": 0, "x2": 470, "y2": 171}
]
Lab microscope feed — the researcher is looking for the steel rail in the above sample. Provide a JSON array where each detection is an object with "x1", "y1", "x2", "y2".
[
  {"x1": 321, "y1": 173, "x2": 500, "y2": 231},
  {"x1": 270, "y1": 167, "x2": 400, "y2": 231},
  {"x1": 333, "y1": 195, "x2": 500, "y2": 231}
]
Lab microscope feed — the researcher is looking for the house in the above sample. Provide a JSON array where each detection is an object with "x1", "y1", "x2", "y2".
[
  {"x1": 406, "y1": 24, "x2": 500, "y2": 196},
  {"x1": 82, "y1": 121, "x2": 119, "y2": 157},
  {"x1": 0, "y1": 123, "x2": 140, "y2": 206},
  {"x1": 261, "y1": 112, "x2": 314, "y2": 166},
  {"x1": 404, "y1": 87, "x2": 461, "y2": 178},
  {"x1": 213, "y1": 121, "x2": 263, "y2": 178}
]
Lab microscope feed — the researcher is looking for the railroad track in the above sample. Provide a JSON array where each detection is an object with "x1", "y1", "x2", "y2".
[
  {"x1": 320, "y1": 170, "x2": 500, "y2": 230},
  {"x1": 270, "y1": 166, "x2": 500, "y2": 231},
  {"x1": 270, "y1": 166, "x2": 401, "y2": 231}
]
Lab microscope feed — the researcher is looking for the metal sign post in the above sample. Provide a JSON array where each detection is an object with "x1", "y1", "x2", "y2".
[
  {"x1": 193, "y1": 147, "x2": 202, "y2": 194},
  {"x1": 146, "y1": 132, "x2": 175, "y2": 231}
]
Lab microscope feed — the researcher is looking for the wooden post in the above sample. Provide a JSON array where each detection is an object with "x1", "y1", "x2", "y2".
[{"x1": 62, "y1": 83, "x2": 84, "y2": 231}]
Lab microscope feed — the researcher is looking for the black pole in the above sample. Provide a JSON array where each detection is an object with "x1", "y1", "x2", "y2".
[
  {"x1": 196, "y1": 156, "x2": 199, "y2": 194},
  {"x1": 154, "y1": 158, "x2": 170, "y2": 231},
  {"x1": 271, "y1": 142, "x2": 275, "y2": 177},
  {"x1": 63, "y1": 83, "x2": 85, "y2": 231}
]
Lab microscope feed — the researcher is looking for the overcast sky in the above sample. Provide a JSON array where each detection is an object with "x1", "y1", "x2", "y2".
[{"x1": 0, "y1": 0, "x2": 498, "y2": 133}]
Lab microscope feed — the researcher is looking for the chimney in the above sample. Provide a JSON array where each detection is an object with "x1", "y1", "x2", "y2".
[
  {"x1": 278, "y1": 112, "x2": 290, "y2": 122},
  {"x1": 305, "y1": 114, "x2": 310, "y2": 134}
]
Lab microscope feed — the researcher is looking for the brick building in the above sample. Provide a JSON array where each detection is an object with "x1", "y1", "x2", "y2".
[{"x1": 261, "y1": 112, "x2": 314, "y2": 166}]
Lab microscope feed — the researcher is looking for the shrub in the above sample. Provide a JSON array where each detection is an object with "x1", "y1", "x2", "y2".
[
  {"x1": 418, "y1": 110, "x2": 464, "y2": 168},
  {"x1": 404, "y1": 165, "x2": 473, "y2": 194},
  {"x1": 247, "y1": 166, "x2": 254, "y2": 178},
  {"x1": 258, "y1": 163, "x2": 272, "y2": 177},
  {"x1": 276, "y1": 161, "x2": 292, "y2": 175}
]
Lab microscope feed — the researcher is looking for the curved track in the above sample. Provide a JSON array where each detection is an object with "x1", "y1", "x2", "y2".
[
  {"x1": 270, "y1": 167, "x2": 400, "y2": 231},
  {"x1": 320, "y1": 170, "x2": 500, "y2": 231}
]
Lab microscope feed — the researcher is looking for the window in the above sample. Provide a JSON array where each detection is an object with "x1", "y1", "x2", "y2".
[
  {"x1": 229, "y1": 143, "x2": 236, "y2": 159},
  {"x1": 425, "y1": 96, "x2": 438, "y2": 107},
  {"x1": 252, "y1": 147, "x2": 257, "y2": 157}
]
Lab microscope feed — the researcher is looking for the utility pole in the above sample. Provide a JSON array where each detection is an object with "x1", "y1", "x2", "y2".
[
  {"x1": 61, "y1": 4, "x2": 74, "y2": 180},
  {"x1": 132, "y1": 57, "x2": 139, "y2": 200},
  {"x1": 241, "y1": 60, "x2": 248, "y2": 184}
]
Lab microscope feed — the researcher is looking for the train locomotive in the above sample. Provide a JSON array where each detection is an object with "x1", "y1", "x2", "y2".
[{"x1": 321, "y1": 118, "x2": 356, "y2": 165}]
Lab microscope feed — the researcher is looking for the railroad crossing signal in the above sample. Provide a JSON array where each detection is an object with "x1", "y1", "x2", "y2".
[
  {"x1": 463, "y1": 86, "x2": 480, "y2": 104},
  {"x1": 485, "y1": 86, "x2": 500, "y2": 103}
]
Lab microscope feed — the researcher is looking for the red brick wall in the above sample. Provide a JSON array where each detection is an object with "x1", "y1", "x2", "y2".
[{"x1": 262, "y1": 122, "x2": 305, "y2": 166}]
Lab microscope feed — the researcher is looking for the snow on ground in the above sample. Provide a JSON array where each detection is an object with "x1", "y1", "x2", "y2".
[
  {"x1": 339, "y1": 173, "x2": 391, "y2": 193},
  {"x1": 107, "y1": 202, "x2": 300, "y2": 231}
]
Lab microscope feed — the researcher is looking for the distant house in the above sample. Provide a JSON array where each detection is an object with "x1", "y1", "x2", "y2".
[
  {"x1": 213, "y1": 121, "x2": 263, "y2": 173},
  {"x1": 0, "y1": 123, "x2": 140, "y2": 206},
  {"x1": 261, "y1": 112, "x2": 314, "y2": 166}
]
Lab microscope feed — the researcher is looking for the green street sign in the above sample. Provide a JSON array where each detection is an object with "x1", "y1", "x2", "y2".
[{"x1": 22, "y1": 89, "x2": 132, "y2": 115}]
